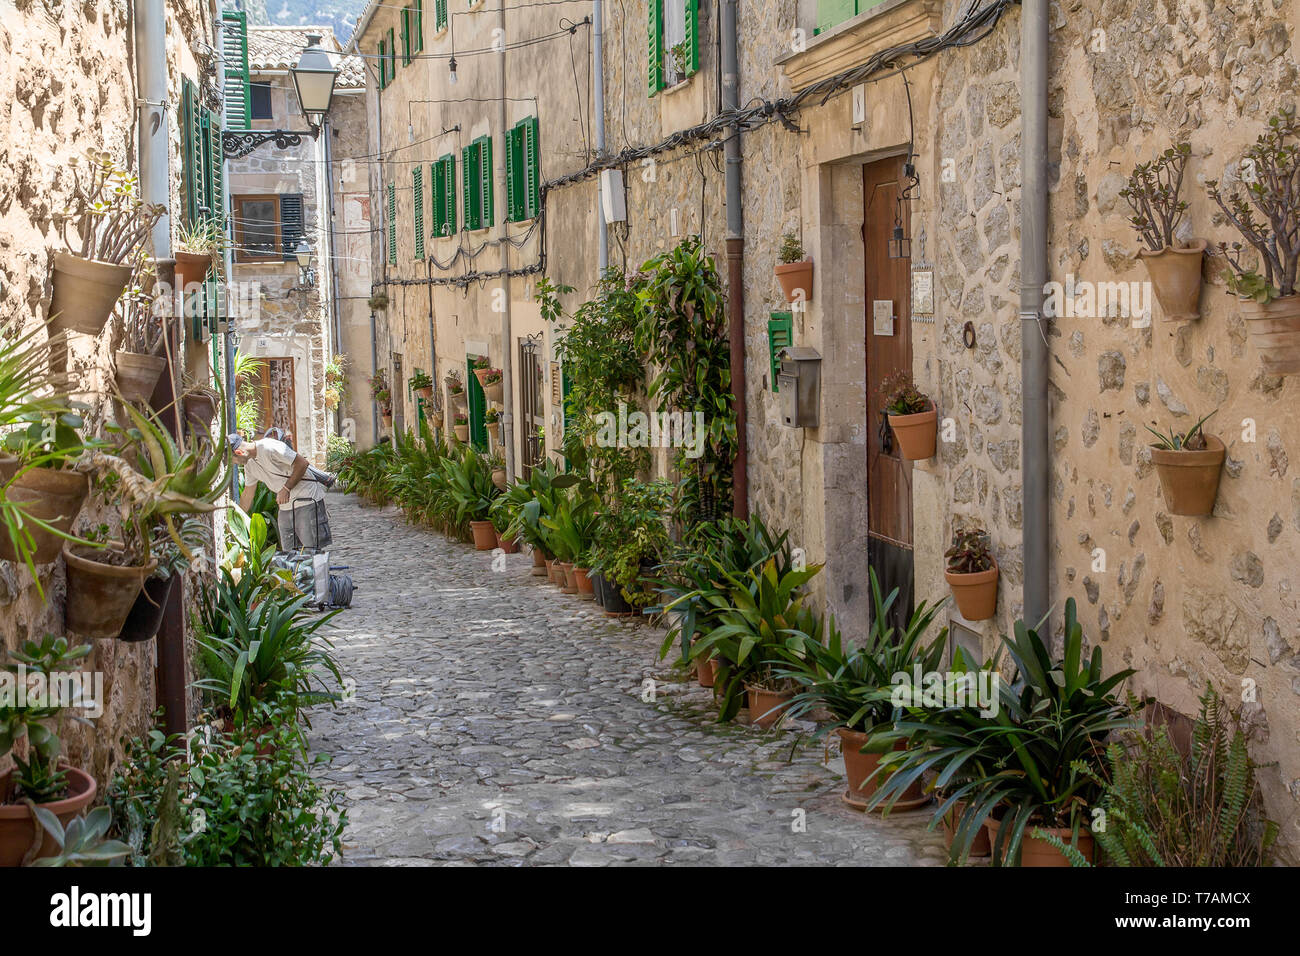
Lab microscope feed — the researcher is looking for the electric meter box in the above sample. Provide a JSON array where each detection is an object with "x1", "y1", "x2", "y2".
[{"x1": 778, "y1": 347, "x2": 821, "y2": 428}]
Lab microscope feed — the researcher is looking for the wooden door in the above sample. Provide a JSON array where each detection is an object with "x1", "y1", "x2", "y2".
[
  {"x1": 864, "y1": 157, "x2": 914, "y2": 631},
  {"x1": 255, "y1": 357, "x2": 296, "y2": 442}
]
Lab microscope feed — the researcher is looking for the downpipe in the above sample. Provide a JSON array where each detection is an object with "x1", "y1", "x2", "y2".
[{"x1": 721, "y1": 0, "x2": 748, "y2": 517}]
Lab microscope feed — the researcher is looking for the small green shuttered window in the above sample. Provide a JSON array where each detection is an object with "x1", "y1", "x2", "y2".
[
  {"x1": 220, "y1": 11, "x2": 251, "y2": 129},
  {"x1": 648, "y1": 0, "x2": 700, "y2": 96},
  {"x1": 462, "y1": 136, "x2": 493, "y2": 231},
  {"x1": 378, "y1": 28, "x2": 396, "y2": 88},
  {"x1": 434, "y1": 0, "x2": 448, "y2": 33},
  {"x1": 412, "y1": 165, "x2": 425, "y2": 259},
  {"x1": 432, "y1": 154, "x2": 456, "y2": 237},
  {"x1": 181, "y1": 77, "x2": 224, "y2": 338},
  {"x1": 378, "y1": 37, "x2": 390, "y2": 89},
  {"x1": 816, "y1": 0, "x2": 888, "y2": 34},
  {"x1": 505, "y1": 116, "x2": 540, "y2": 223},
  {"x1": 412, "y1": 0, "x2": 424, "y2": 53},
  {"x1": 767, "y1": 312, "x2": 793, "y2": 392},
  {"x1": 467, "y1": 358, "x2": 487, "y2": 451},
  {"x1": 387, "y1": 182, "x2": 397, "y2": 264}
]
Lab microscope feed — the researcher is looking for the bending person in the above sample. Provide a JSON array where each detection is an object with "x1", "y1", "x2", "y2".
[{"x1": 229, "y1": 431, "x2": 332, "y2": 550}]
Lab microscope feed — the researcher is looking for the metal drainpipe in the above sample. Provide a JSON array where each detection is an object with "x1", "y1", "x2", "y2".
[
  {"x1": 593, "y1": 0, "x2": 608, "y2": 272},
  {"x1": 322, "y1": 117, "x2": 345, "y2": 436},
  {"x1": 1020, "y1": 0, "x2": 1050, "y2": 631},
  {"x1": 721, "y1": 0, "x2": 748, "y2": 517},
  {"x1": 497, "y1": 0, "x2": 516, "y2": 479}
]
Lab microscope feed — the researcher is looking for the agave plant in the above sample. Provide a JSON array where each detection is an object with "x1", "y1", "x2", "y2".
[{"x1": 1145, "y1": 409, "x2": 1215, "y2": 451}]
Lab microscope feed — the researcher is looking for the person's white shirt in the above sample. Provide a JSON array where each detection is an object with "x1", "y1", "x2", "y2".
[{"x1": 243, "y1": 437, "x2": 324, "y2": 504}]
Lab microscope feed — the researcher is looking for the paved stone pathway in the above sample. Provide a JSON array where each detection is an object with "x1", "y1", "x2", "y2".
[{"x1": 308, "y1": 491, "x2": 949, "y2": 866}]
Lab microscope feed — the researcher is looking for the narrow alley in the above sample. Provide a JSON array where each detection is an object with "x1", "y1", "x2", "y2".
[{"x1": 308, "y1": 491, "x2": 947, "y2": 866}]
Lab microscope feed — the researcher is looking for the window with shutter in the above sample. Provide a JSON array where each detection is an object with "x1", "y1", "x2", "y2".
[
  {"x1": 767, "y1": 313, "x2": 793, "y2": 392},
  {"x1": 685, "y1": 0, "x2": 700, "y2": 74},
  {"x1": 378, "y1": 38, "x2": 389, "y2": 89},
  {"x1": 505, "y1": 117, "x2": 540, "y2": 222},
  {"x1": 221, "y1": 11, "x2": 251, "y2": 129},
  {"x1": 413, "y1": 0, "x2": 424, "y2": 52},
  {"x1": 181, "y1": 79, "x2": 202, "y2": 226},
  {"x1": 478, "y1": 136, "x2": 493, "y2": 228},
  {"x1": 461, "y1": 144, "x2": 478, "y2": 231},
  {"x1": 412, "y1": 165, "x2": 425, "y2": 260},
  {"x1": 401, "y1": 7, "x2": 411, "y2": 65},
  {"x1": 435, "y1": 0, "x2": 448, "y2": 33},
  {"x1": 279, "y1": 194, "x2": 304, "y2": 259},
  {"x1": 387, "y1": 183, "x2": 397, "y2": 264},
  {"x1": 524, "y1": 115, "x2": 540, "y2": 219},
  {"x1": 466, "y1": 358, "x2": 487, "y2": 451},
  {"x1": 386, "y1": 29, "x2": 396, "y2": 84},
  {"x1": 433, "y1": 154, "x2": 456, "y2": 237},
  {"x1": 648, "y1": 0, "x2": 664, "y2": 96}
]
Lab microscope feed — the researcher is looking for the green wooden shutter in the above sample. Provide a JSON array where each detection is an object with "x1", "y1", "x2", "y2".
[
  {"x1": 181, "y1": 79, "x2": 201, "y2": 227},
  {"x1": 387, "y1": 182, "x2": 397, "y2": 264},
  {"x1": 221, "y1": 11, "x2": 251, "y2": 129},
  {"x1": 479, "y1": 136, "x2": 493, "y2": 228},
  {"x1": 412, "y1": 165, "x2": 425, "y2": 259},
  {"x1": 401, "y1": 7, "x2": 410, "y2": 64},
  {"x1": 433, "y1": 154, "x2": 456, "y2": 236},
  {"x1": 435, "y1": 0, "x2": 448, "y2": 32},
  {"x1": 378, "y1": 38, "x2": 388, "y2": 89},
  {"x1": 387, "y1": 28, "x2": 396, "y2": 83},
  {"x1": 467, "y1": 358, "x2": 487, "y2": 451},
  {"x1": 444, "y1": 155, "x2": 457, "y2": 234},
  {"x1": 413, "y1": 0, "x2": 424, "y2": 52},
  {"x1": 462, "y1": 144, "x2": 478, "y2": 231},
  {"x1": 817, "y1": 0, "x2": 859, "y2": 33},
  {"x1": 648, "y1": 0, "x2": 664, "y2": 95},
  {"x1": 525, "y1": 115, "x2": 540, "y2": 218},
  {"x1": 505, "y1": 125, "x2": 521, "y2": 222},
  {"x1": 767, "y1": 312, "x2": 793, "y2": 392},
  {"x1": 685, "y1": 0, "x2": 700, "y2": 74}
]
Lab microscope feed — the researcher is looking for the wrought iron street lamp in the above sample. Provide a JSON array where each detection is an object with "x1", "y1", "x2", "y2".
[{"x1": 222, "y1": 34, "x2": 339, "y2": 158}]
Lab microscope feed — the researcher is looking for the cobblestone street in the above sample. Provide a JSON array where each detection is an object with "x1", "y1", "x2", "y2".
[{"x1": 307, "y1": 492, "x2": 948, "y2": 866}]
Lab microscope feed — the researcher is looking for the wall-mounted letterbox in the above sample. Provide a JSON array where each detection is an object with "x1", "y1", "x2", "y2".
[{"x1": 778, "y1": 346, "x2": 821, "y2": 428}]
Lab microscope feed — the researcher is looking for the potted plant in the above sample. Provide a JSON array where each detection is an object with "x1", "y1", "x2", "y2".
[
  {"x1": 775, "y1": 232, "x2": 813, "y2": 304},
  {"x1": 1146, "y1": 410, "x2": 1224, "y2": 516},
  {"x1": 777, "y1": 569, "x2": 947, "y2": 807},
  {"x1": 112, "y1": 259, "x2": 168, "y2": 404},
  {"x1": 542, "y1": 481, "x2": 599, "y2": 596},
  {"x1": 870, "y1": 599, "x2": 1138, "y2": 866},
  {"x1": 173, "y1": 217, "x2": 224, "y2": 290},
  {"x1": 943, "y1": 526, "x2": 998, "y2": 621},
  {"x1": 488, "y1": 491, "x2": 519, "y2": 553},
  {"x1": 1120, "y1": 142, "x2": 1204, "y2": 322},
  {"x1": 486, "y1": 446, "x2": 507, "y2": 490},
  {"x1": 119, "y1": 517, "x2": 212, "y2": 643},
  {"x1": 879, "y1": 370, "x2": 936, "y2": 460},
  {"x1": 446, "y1": 369, "x2": 467, "y2": 411},
  {"x1": 589, "y1": 479, "x2": 674, "y2": 617},
  {"x1": 1, "y1": 411, "x2": 90, "y2": 567},
  {"x1": 475, "y1": 365, "x2": 504, "y2": 404},
  {"x1": 408, "y1": 369, "x2": 434, "y2": 400},
  {"x1": 451, "y1": 413, "x2": 469, "y2": 442},
  {"x1": 180, "y1": 380, "x2": 221, "y2": 430},
  {"x1": 1209, "y1": 109, "x2": 1300, "y2": 373},
  {"x1": 49, "y1": 150, "x2": 164, "y2": 337},
  {"x1": 369, "y1": 370, "x2": 393, "y2": 427},
  {"x1": 0, "y1": 636, "x2": 98, "y2": 866},
  {"x1": 438, "y1": 444, "x2": 500, "y2": 549}
]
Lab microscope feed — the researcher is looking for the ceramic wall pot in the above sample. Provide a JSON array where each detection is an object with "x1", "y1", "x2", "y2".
[
  {"x1": 118, "y1": 573, "x2": 177, "y2": 643},
  {"x1": 775, "y1": 259, "x2": 813, "y2": 304},
  {"x1": 183, "y1": 389, "x2": 219, "y2": 427},
  {"x1": 452, "y1": 424, "x2": 469, "y2": 442},
  {"x1": 49, "y1": 252, "x2": 132, "y2": 336},
  {"x1": 114, "y1": 350, "x2": 168, "y2": 403},
  {"x1": 491, "y1": 468, "x2": 508, "y2": 491},
  {"x1": 0, "y1": 469, "x2": 88, "y2": 564},
  {"x1": 1150, "y1": 435, "x2": 1225, "y2": 516},
  {"x1": 0, "y1": 766, "x2": 96, "y2": 866},
  {"x1": 887, "y1": 408, "x2": 938, "y2": 460},
  {"x1": 63, "y1": 546, "x2": 157, "y2": 639},
  {"x1": 416, "y1": 385, "x2": 434, "y2": 400},
  {"x1": 1138, "y1": 239, "x2": 1205, "y2": 322},
  {"x1": 944, "y1": 563, "x2": 999, "y2": 621},
  {"x1": 173, "y1": 250, "x2": 213, "y2": 290},
  {"x1": 1240, "y1": 295, "x2": 1300, "y2": 374}
]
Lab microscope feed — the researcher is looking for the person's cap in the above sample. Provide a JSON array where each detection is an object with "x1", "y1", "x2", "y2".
[{"x1": 227, "y1": 433, "x2": 244, "y2": 451}]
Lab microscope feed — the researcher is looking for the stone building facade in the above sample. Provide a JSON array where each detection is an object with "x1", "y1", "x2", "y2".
[
  {"x1": 347, "y1": 0, "x2": 1300, "y2": 852},
  {"x1": 0, "y1": 0, "x2": 218, "y2": 783}
]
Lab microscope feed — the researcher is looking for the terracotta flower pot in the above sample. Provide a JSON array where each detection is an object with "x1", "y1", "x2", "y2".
[
  {"x1": 469, "y1": 519, "x2": 497, "y2": 550},
  {"x1": 173, "y1": 250, "x2": 213, "y2": 290},
  {"x1": 114, "y1": 350, "x2": 168, "y2": 403},
  {"x1": 450, "y1": 390, "x2": 467, "y2": 410},
  {"x1": 560, "y1": 561, "x2": 578, "y2": 594},
  {"x1": 573, "y1": 566, "x2": 594, "y2": 600},
  {"x1": 118, "y1": 573, "x2": 177, "y2": 643},
  {"x1": 416, "y1": 385, "x2": 434, "y2": 400},
  {"x1": 944, "y1": 563, "x2": 999, "y2": 621},
  {"x1": 382, "y1": 414, "x2": 394, "y2": 429},
  {"x1": 696, "y1": 649, "x2": 716, "y2": 687},
  {"x1": 983, "y1": 816, "x2": 1095, "y2": 867},
  {"x1": 0, "y1": 454, "x2": 16, "y2": 484},
  {"x1": 1138, "y1": 239, "x2": 1205, "y2": 322},
  {"x1": 836, "y1": 730, "x2": 925, "y2": 807},
  {"x1": 1150, "y1": 434, "x2": 1225, "y2": 516},
  {"x1": 63, "y1": 546, "x2": 158, "y2": 639},
  {"x1": 887, "y1": 407, "x2": 938, "y2": 460},
  {"x1": 942, "y1": 799, "x2": 992, "y2": 858},
  {"x1": 746, "y1": 685, "x2": 793, "y2": 729},
  {"x1": 183, "y1": 389, "x2": 219, "y2": 427},
  {"x1": 707, "y1": 658, "x2": 722, "y2": 685},
  {"x1": 544, "y1": 557, "x2": 560, "y2": 585},
  {"x1": 496, "y1": 530, "x2": 520, "y2": 554},
  {"x1": 1239, "y1": 295, "x2": 1300, "y2": 374},
  {"x1": 483, "y1": 380, "x2": 504, "y2": 403},
  {"x1": 491, "y1": 467, "x2": 507, "y2": 490},
  {"x1": 0, "y1": 469, "x2": 88, "y2": 564},
  {"x1": 48, "y1": 252, "x2": 132, "y2": 336},
  {"x1": 452, "y1": 424, "x2": 469, "y2": 442},
  {"x1": 775, "y1": 259, "x2": 814, "y2": 304},
  {"x1": 531, "y1": 547, "x2": 548, "y2": 576},
  {"x1": 0, "y1": 766, "x2": 96, "y2": 866}
]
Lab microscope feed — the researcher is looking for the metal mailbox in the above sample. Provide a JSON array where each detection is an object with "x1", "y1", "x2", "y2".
[{"x1": 778, "y1": 346, "x2": 821, "y2": 428}]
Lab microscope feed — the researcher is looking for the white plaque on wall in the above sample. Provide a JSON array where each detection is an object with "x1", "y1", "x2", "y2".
[
  {"x1": 911, "y1": 264, "x2": 935, "y2": 320},
  {"x1": 872, "y1": 299, "x2": 894, "y2": 336}
]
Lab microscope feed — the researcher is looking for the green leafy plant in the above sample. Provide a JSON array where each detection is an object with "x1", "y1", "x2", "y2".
[
  {"x1": 778, "y1": 232, "x2": 806, "y2": 264},
  {"x1": 175, "y1": 216, "x2": 226, "y2": 261},
  {"x1": 1208, "y1": 108, "x2": 1300, "y2": 302},
  {"x1": 1119, "y1": 143, "x2": 1192, "y2": 253},
  {"x1": 945, "y1": 527, "x2": 994, "y2": 574},
  {"x1": 437, "y1": 443, "x2": 500, "y2": 525},
  {"x1": 1145, "y1": 409, "x2": 1215, "y2": 451},
  {"x1": 878, "y1": 369, "x2": 932, "y2": 415},
  {"x1": 28, "y1": 806, "x2": 131, "y2": 867},
  {"x1": 408, "y1": 369, "x2": 433, "y2": 391},
  {"x1": 52, "y1": 149, "x2": 165, "y2": 265}
]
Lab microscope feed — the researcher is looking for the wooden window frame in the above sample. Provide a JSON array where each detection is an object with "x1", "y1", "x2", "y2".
[{"x1": 232, "y1": 194, "x2": 283, "y2": 263}]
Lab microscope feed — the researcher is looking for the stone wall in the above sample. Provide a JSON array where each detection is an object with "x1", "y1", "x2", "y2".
[{"x1": 0, "y1": 0, "x2": 215, "y2": 784}]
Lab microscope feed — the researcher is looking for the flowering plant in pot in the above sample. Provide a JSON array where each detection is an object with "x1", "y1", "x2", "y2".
[
  {"x1": 775, "y1": 568, "x2": 947, "y2": 808},
  {"x1": 451, "y1": 412, "x2": 469, "y2": 442},
  {"x1": 408, "y1": 369, "x2": 434, "y2": 400},
  {"x1": 173, "y1": 217, "x2": 225, "y2": 290},
  {"x1": 774, "y1": 232, "x2": 813, "y2": 305},
  {"x1": 1208, "y1": 108, "x2": 1300, "y2": 373},
  {"x1": 475, "y1": 365, "x2": 504, "y2": 403},
  {"x1": 0, "y1": 635, "x2": 98, "y2": 866},
  {"x1": 943, "y1": 526, "x2": 998, "y2": 621},
  {"x1": 1145, "y1": 410, "x2": 1223, "y2": 516},
  {"x1": 879, "y1": 370, "x2": 936, "y2": 460},
  {"x1": 1120, "y1": 142, "x2": 1204, "y2": 322},
  {"x1": 49, "y1": 150, "x2": 164, "y2": 337},
  {"x1": 445, "y1": 368, "x2": 467, "y2": 409},
  {"x1": 869, "y1": 598, "x2": 1140, "y2": 866}
]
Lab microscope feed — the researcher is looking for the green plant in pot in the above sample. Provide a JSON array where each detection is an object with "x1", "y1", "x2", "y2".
[
  {"x1": 111, "y1": 258, "x2": 170, "y2": 405},
  {"x1": 0, "y1": 635, "x2": 98, "y2": 866},
  {"x1": 1208, "y1": 108, "x2": 1300, "y2": 373},
  {"x1": 119, "y1": 516, "x2": 213, "y2": 644},
  {"x1": 692, "y1": 557, "x2": 823, "y2": 726},
  {"x1": 1145, "y1": 409, "x2": 1223, "y2": 516},
  {"x1": 502, "y1": 459, "x2": 564, "y2": 570},
  {"x1": 1, "y1": 408, "x2": 92, "y2": 572},
  {"x1": 879, "y1": 369, "x2": 936, "y2": 461},
  {"x1": 1120, "y1": 142, "x2": 1203, "y2": 322},
  {"x1": 542, "y1": 477, "x2": 600, "y2": 595},
  {"x1": 943, "y1": 526, "x2": 998, "y2": 621},
  {"x1": 49, "y1": 150, "x2": 165, "y2": 337},
  {"x1": 173, "y1": 216, "x2": 224, "y2": 290},
  {"x1": 440, "y1": 443, "x2": 501, "y2": 549},
  {"x1": 587, "y1": 478, "x2": 673, "y2": 614},
  {"x1": 408, "y1": 369, "x2": 434, "y2": 399},
  {"x1": 774, "y1": 231, "x2": 813, "y2": 305},
  {"x1": 869, "y1": 598, "x2": 1139, "y2": 866}
]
